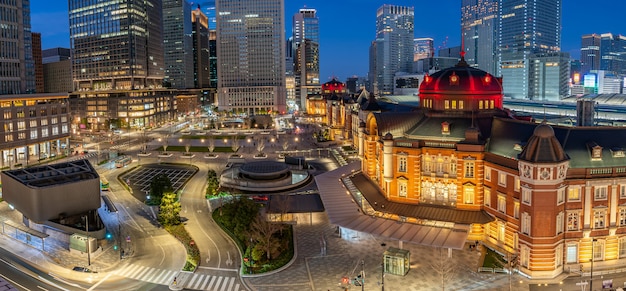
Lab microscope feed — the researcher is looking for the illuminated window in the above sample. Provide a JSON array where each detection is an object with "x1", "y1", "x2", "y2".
[
  {"x1": 464, "y1": 185, "x2": 475, "y2": 204},
  {"x1": 567, "y1": 212, "x2": 579, "y2": 231},
  {"x1": 459, "y1": 100, "x2": 464, "y2": 109},
  {"x1": 398, "y1": 180, "x2": 407, "y2": 198},
  {"x1": 568, "y1": 187, "x2": 581, "y2": 201},
  {"x1": 490, "y1": 100, "x2": 495, "y2": 109},
  {"x1": 484, "y1": 187, "x2": 491, "y2": 207},
  {"x1": 479, "y1": 100, "x2": 484, "y2": 109},
  {"x1": 514, "y1": 202, "x2": 520, "y2": 219},
  {"x1": 514, "y1": 177, "x2": 520, "y2": 191},
  {"x1": 484, "y1": 167, "x2": 491, "y2": 181},
  {"x1": 593, "y1": 240, "x2": 604, "y2": 261},
  {"x1": 566, "y1": 243, "x2": 578, "y2": 263},
  {"x1": 556, "y1": 244, "x2": 563, "y2": 267},
  {"x1": 620, "y1": 208, "x2": 626, "y2": 226},
  {"x1": 498, "y1": 172, "x2": 507, "y2": 186},
  {"x1": 621, "y1": 185, "x2": 626, "y2": 198},
  {"x1": 444, "y1": 100, "x2": 449, "y2": 109},
  {"x1": 520, "y1": 245, "x2": 529, "y2": 268},
  {"x1": 620, "y1": 237, "x2": 626, "y2": 258},
  {"x1": 451, "y1": 100, "x2": 457, "y2": 109},
  {"x1": 497, "y1": 194, "x2": 506, "y2": 213}
]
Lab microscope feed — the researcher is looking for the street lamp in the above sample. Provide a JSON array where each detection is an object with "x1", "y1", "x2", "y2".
[{"x1": 590, "y1": 238, "x2": 598, "y2": 291}]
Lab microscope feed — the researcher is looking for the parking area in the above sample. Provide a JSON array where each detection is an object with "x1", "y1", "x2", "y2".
[{"x1": 120, "y1": 164, "x2": 197, "y2": 198}]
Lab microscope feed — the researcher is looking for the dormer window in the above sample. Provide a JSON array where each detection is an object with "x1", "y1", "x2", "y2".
[
  {"x1": 587, "y1": 142, "x2": 603, "y2": 161},
  {"x1": 611, "y1": 148, "x2": 625, "y2": 158},
  {"x1": 441, "y1": 121, "x2": 450, "y2": 135}
]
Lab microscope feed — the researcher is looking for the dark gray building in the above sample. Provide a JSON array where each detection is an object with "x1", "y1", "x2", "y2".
[
  {"x1": 163, "y1": 0, "x2": 194, "y2": 89},
  {"x1": 42, "y1": 48, "x2": 71, "y2": 65},
  {"x1": 0, "y1": 0, "x2": 35, "y2": 94},
  {"x1": 191, "y1": 6, "x2": 210, "y2": 89}
]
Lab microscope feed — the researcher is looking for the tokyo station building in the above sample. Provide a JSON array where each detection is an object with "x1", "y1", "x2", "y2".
[{"x1": 354, "y1": 57, "x2": 626, "y2": 278}]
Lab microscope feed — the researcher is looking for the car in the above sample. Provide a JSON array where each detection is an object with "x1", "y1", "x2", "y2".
[
  {"x1": 72, "y1": 266, "x2": 96, "y2": 273},
  {"x1": 251, "y1": 195, "x2": 268, "y2": 202}
]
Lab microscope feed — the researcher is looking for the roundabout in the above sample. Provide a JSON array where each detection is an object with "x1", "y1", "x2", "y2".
[{"x1": 219, "y1": 161, "x2": 311, "y2": 192}]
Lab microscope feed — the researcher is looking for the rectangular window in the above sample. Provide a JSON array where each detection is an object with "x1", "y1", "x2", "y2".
[
  {"x1": 520, "y1": 245, "x2": 529, "y2": 268},
  {"x1": 459, "y1": 100, "x2": 464, "y2": 109},
  {"x1": 444, "y1": 100, "x2": 449, "y2": 109},
  {"x1": 484, "y1": 187, "x2": 491, "y2": 207},
  {"x1": 51, "y1": 117, "x2": 58, "y2": 124},
  {"x1": 595, "y1": 186, "x2": 608, "y2": 200},
  {"x1": 41, "y1": 128, "x2": 49, "y2": 138},
  {"x1": 498, "y1": 172, "x2": 507, "y2": 186},
  {"x1": 464, "y1": 186, "x2": 475, "y2": 204},
  {"x1": 30, "y1": 130, "x2": 37, "y2": 139},
  {"x1": 568, "y1": 187, "x2": 581, "y2": 201},
  {"x1": 4, "y1": 134, "x2": 13, "y2": 142},
  {"x1": 593, "y1": 240, "x2": 604, "y2": 261},
  {"x1": 514, "y1": 202, "x2": 520, "y2": 219},
  {"x1": 451, "y1": 100, "x2": 457, "y2": 109},
  {"x1": 497, "y1": 194, "x2": 506, "y2": 213},
  {"x1": 62, "y1": 124, "x2": 68, "y2": 134},
  {"x1": 620, "y1": 208, "x2": 626, "y2": 226},
  {"x1": 594, "y1": 210, "x2": 606, "y2": 229},
  {"x1": 557, "y1": 188, "x2": 565, "y2": 205},
  {"x1": 514, "y1": 177, "x2": 520, "y2": 191},
  {"x1": 484, "y1": 167, "x2": 491, "y2": 181},
  {"x1": 29, "y1": 120, "x2": 37, "y2": 127},
  {"x1": 566, "y1": 244, "x2": 578, "y2": 263},
  {"x1": 18, "y1": 132, "x2": 25, "y2": 140},
  {"x1": 621, "y1": 185, "x2": 626, "y2": 199},
  {"x1": 41, "y1": 119, "x2": 48, "y2": 126},
  {"x1": 522, "y1": 188, "x2": 531, "y2": 205},
  {"x1": 521, "y1": 212, "x2": 531, "y2": 235},
  {"x1": 556, "y1": 212, "x2": 564, "y2": 234},
  {"x1": 556, "y1": 245, "x2": 563, "y2": 267},
  {"x1": 398, "y1": 181, "x2": 407, "y2": 197},
  {"x1": 567, "y1": 212, "x2": 579, "y2": 231},
  {"x1": 17, "y1": 121, "x2": 25, "y2": 130},
  {"x1": 398, "y1": 156, "x2": 407, "y2": 172},
  {"x1": 620, "y1": 237, "x2": 626, "y2": 258},
  {"x1": 464, "y1": 161, "x2": 475, "y2": 178}
]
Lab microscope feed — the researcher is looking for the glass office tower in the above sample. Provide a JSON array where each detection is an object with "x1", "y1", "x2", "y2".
[
  {"x1": 292, "y1": 8, "x2": 320, "y2": 111},
  {"x1": 581, "y1": 34, "x2": 601, "y2": 75},
  {"x1": 372, "y1": 5, "x2": 414, "y2": 96},
  {"x1": 0, "y1": 0, "x2": 35, "y2": 94},
  {"x1": 461, "y1": 0, "x2": 498, "y2": 75},
  {"x1": 163, "y1": 0, "x2": 194, "y2": 89},
  {"x1": 216, "y1": 0, "x2": 286, "y2": 115},
  {"x1": 69, "y1": 0, "x2": 165, "y2": 91},
  {"x1": 497, "y1": 0, "x2": 561, "y2": 99}
]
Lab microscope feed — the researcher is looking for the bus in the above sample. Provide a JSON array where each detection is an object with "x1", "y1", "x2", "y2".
[
  {"x1": 115, "y1": 156, "x2": 132, "y2": 168},
  {"x1": 100, "y1": 177, "x2": 110, "y2": 191}
]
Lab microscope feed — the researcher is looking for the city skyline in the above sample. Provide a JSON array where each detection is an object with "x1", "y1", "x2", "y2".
[{"x1": 31, "y1": 0, "x2": 626, "y2": 82}]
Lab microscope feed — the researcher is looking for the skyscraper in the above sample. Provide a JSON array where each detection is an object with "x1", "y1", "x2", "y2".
[
  {"x1": 498, "y1": 0, "x2": 562, "y2": 99},
  {"x1": 216, "y1": 0, "x2": 286, "y2": 115},
  {"x1": 191, "y1": 6, "x2": 210, "y2": 89},
  {"x1": 163, "y1": 0, "x2": 194, "y2": 89},
  {"x1": 580, "y1": 34, "x2": 601, "y2": 75},
  {"x1": 461, "y1": 0, "x2": 498, "y2": 75},
  {"x1": 32, "y1": 32, "x2": 44, "y2": 93},
  {"x1": 292, "y1": 8, "x2": 320, "y2": 111},
  {"x1": 599, "y1": 33, "x2": 626, "y2": 75},
  {"x1": 371, "y1": 5, "x2": 414, "y2": 96},
  {"x1": 69, "y1": 0, "x2": 165, "y2": 91},
  {"x1": 0, "y1": 0, "x2": 35, "y2": 94}
]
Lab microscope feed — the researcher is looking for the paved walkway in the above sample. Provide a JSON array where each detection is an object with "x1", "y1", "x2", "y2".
[{"x1": 244, "y1": 211, "x2": 531, "y2": 291}]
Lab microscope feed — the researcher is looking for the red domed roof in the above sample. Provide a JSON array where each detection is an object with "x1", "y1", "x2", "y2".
[{"x1": 419, "y1": 64, "x2": 502, "y2": 94}]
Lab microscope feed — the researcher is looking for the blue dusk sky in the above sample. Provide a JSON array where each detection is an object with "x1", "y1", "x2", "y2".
[{"x1": 31, "y1": 0, "x2": 626, "y2": 82}]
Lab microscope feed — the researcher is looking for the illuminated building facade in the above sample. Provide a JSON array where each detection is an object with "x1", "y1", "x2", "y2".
[
  {"x1": 356, "y1": 58, "x2": 626, "y2": 278},
  {"x1": 0, "y1": 94, "x2": 71, "y2": 168},
  {"x1": 498, "y1": 0, "x2": 561, "y2": 99},
  {"x1": 69, "y1": 0, "x2": 165, "y2": 91},
  {"x1": 0, "y1": 0, "x2": 35, "y2": 94},
  {"x1": 163, "y1": 0, "x2": 194, "y2": 89},
  {"x1": 292, "y1": 8, "x2": 320, "y2": 112},
  {"x1": 581, "y1": 34, "x2": 601, "y2": 75},
  {"x1": 461, "y1": 0, "x2": 498, "y2": 75},
  {"x1": 413, "y1": 38, "x2": 434, "y2": 62},
  {"x1": 216, "y1": 0, "x2": 286, "y2": 115},
  {"x1": 191, "y1": 7, "x2": 210, "y2": 89},
  {"x1": 371, "y1": 5, "x2": 414, "y2": 96}
]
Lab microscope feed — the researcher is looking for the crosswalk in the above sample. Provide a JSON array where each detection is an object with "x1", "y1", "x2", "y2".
[
  {"x1": 66, "y1": 152, "x2": 97, "y2": 162},
  {"x1": 115, "y1": 264, "x2": 243, "y2": 291}
]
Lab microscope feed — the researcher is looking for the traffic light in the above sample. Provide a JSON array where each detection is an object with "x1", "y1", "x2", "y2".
[
  {"x1": 113, "y1": 245, "x2": 118, "y2": 250},
  {"x1": 105, "y1": 233, "x2": 112, "y2": 240}
]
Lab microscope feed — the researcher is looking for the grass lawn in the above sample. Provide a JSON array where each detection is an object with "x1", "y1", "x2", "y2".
[{"x1": 482, "y1": 247, "x2": 505, "y2": 268}]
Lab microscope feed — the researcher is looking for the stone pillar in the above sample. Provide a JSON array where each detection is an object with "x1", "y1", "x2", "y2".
[
  {"x1": 358, "y1": 124, "x2": 365, "y2": 157},
  {"x1": 584, "y1": 185, "x2": 592, "y2": 229},
  {"x1": 611, "y1": 181, "x2": 618, "y2": 226},
  {"x1": 383, "y1": 133, "x2": 394, "y2": 182}
]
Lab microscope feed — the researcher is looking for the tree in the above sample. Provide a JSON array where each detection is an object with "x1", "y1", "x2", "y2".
[
  {"x1": 255, "y1": 137, "x2": 266, "y2": 155},
  {"x1": 207, "y1": 137, "x2": 216, "y2": 154},
  {"x1": 282, "y1": 140, "x2": 290, "y2": 152},
  {"x1": 249, "y1": 214, "x2": 284, "y2": 260},
  {"x1": 430, "y1": 248, "x2": 456, "y2": 291},
  {"x1": 158, "y1": 192, "x2": 181, "y2": 226},
  {"x1": 231, "y1": 136, "x2": 241, "y2": 153},
  {"x1": 150, "y1": 174, "x2": 173, "y2": 203}
]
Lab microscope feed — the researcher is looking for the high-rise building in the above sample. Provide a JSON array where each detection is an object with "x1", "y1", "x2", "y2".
[
  {"x1": 32, "y1": 32, "x2": 44, "y2": 93},
  {"x1": 191, "y1": 6, "x2": 210, "y2": 89},
  {"x1": 209, "y1": 30, "x2": 217, "y2": 88},
  {"x1": 461, "y1": 0, "x2": 498, "y2": 75},
  {"x1": 216, "y1": 0, "x2": 286, "y2": 115},
  {"x1": 292, "y1": 8, "x2": 320, "y2": 112},
  {"x1": 163, "y1": 0, "x2": 194, "y2": 89},
  {"x1": 413, "y1": 38, "x2": 434, "y2": 62},
  {"x1": 600, "y1": 33, "x2": 626, "y2": 75},
  {"x1": 42, "y1": 48, "x2": 71, "y2": 64},
  {"x1": 498, "y1": 0, "x2": 562, "y2": 99},
  {"x1": 69, "y1": 0, "x2": 165, "y2": 91},
  {"x1": 581, "y1": 34, "x2": 601, "y2": 75},
  {"x1": 0, "y1": 0, "x2": 35, "y2": 95},
  {"x1": 528, "y1": 52, "x2": 570, "y2": 101},
  {"x1": 371, "y1": 5, "x2": 414, "y2": 96}
]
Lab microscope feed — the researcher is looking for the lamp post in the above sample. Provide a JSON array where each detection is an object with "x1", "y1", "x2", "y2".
[
  {"x1": 85, "y1": 213, "x2": 91, "y2": 266},
  {"x1": 590, "y1": 239, "x2": 597, "y2": 291}
]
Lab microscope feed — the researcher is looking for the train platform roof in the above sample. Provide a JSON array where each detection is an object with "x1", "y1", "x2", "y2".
[{"x1": 2, "y1": 159, "x2": 98, "y2": 188}]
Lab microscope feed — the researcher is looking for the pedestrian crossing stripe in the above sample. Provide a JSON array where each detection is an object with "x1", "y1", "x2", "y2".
[{"x1": 115, "y1": 264, "x2": 242, "y2": 291}]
